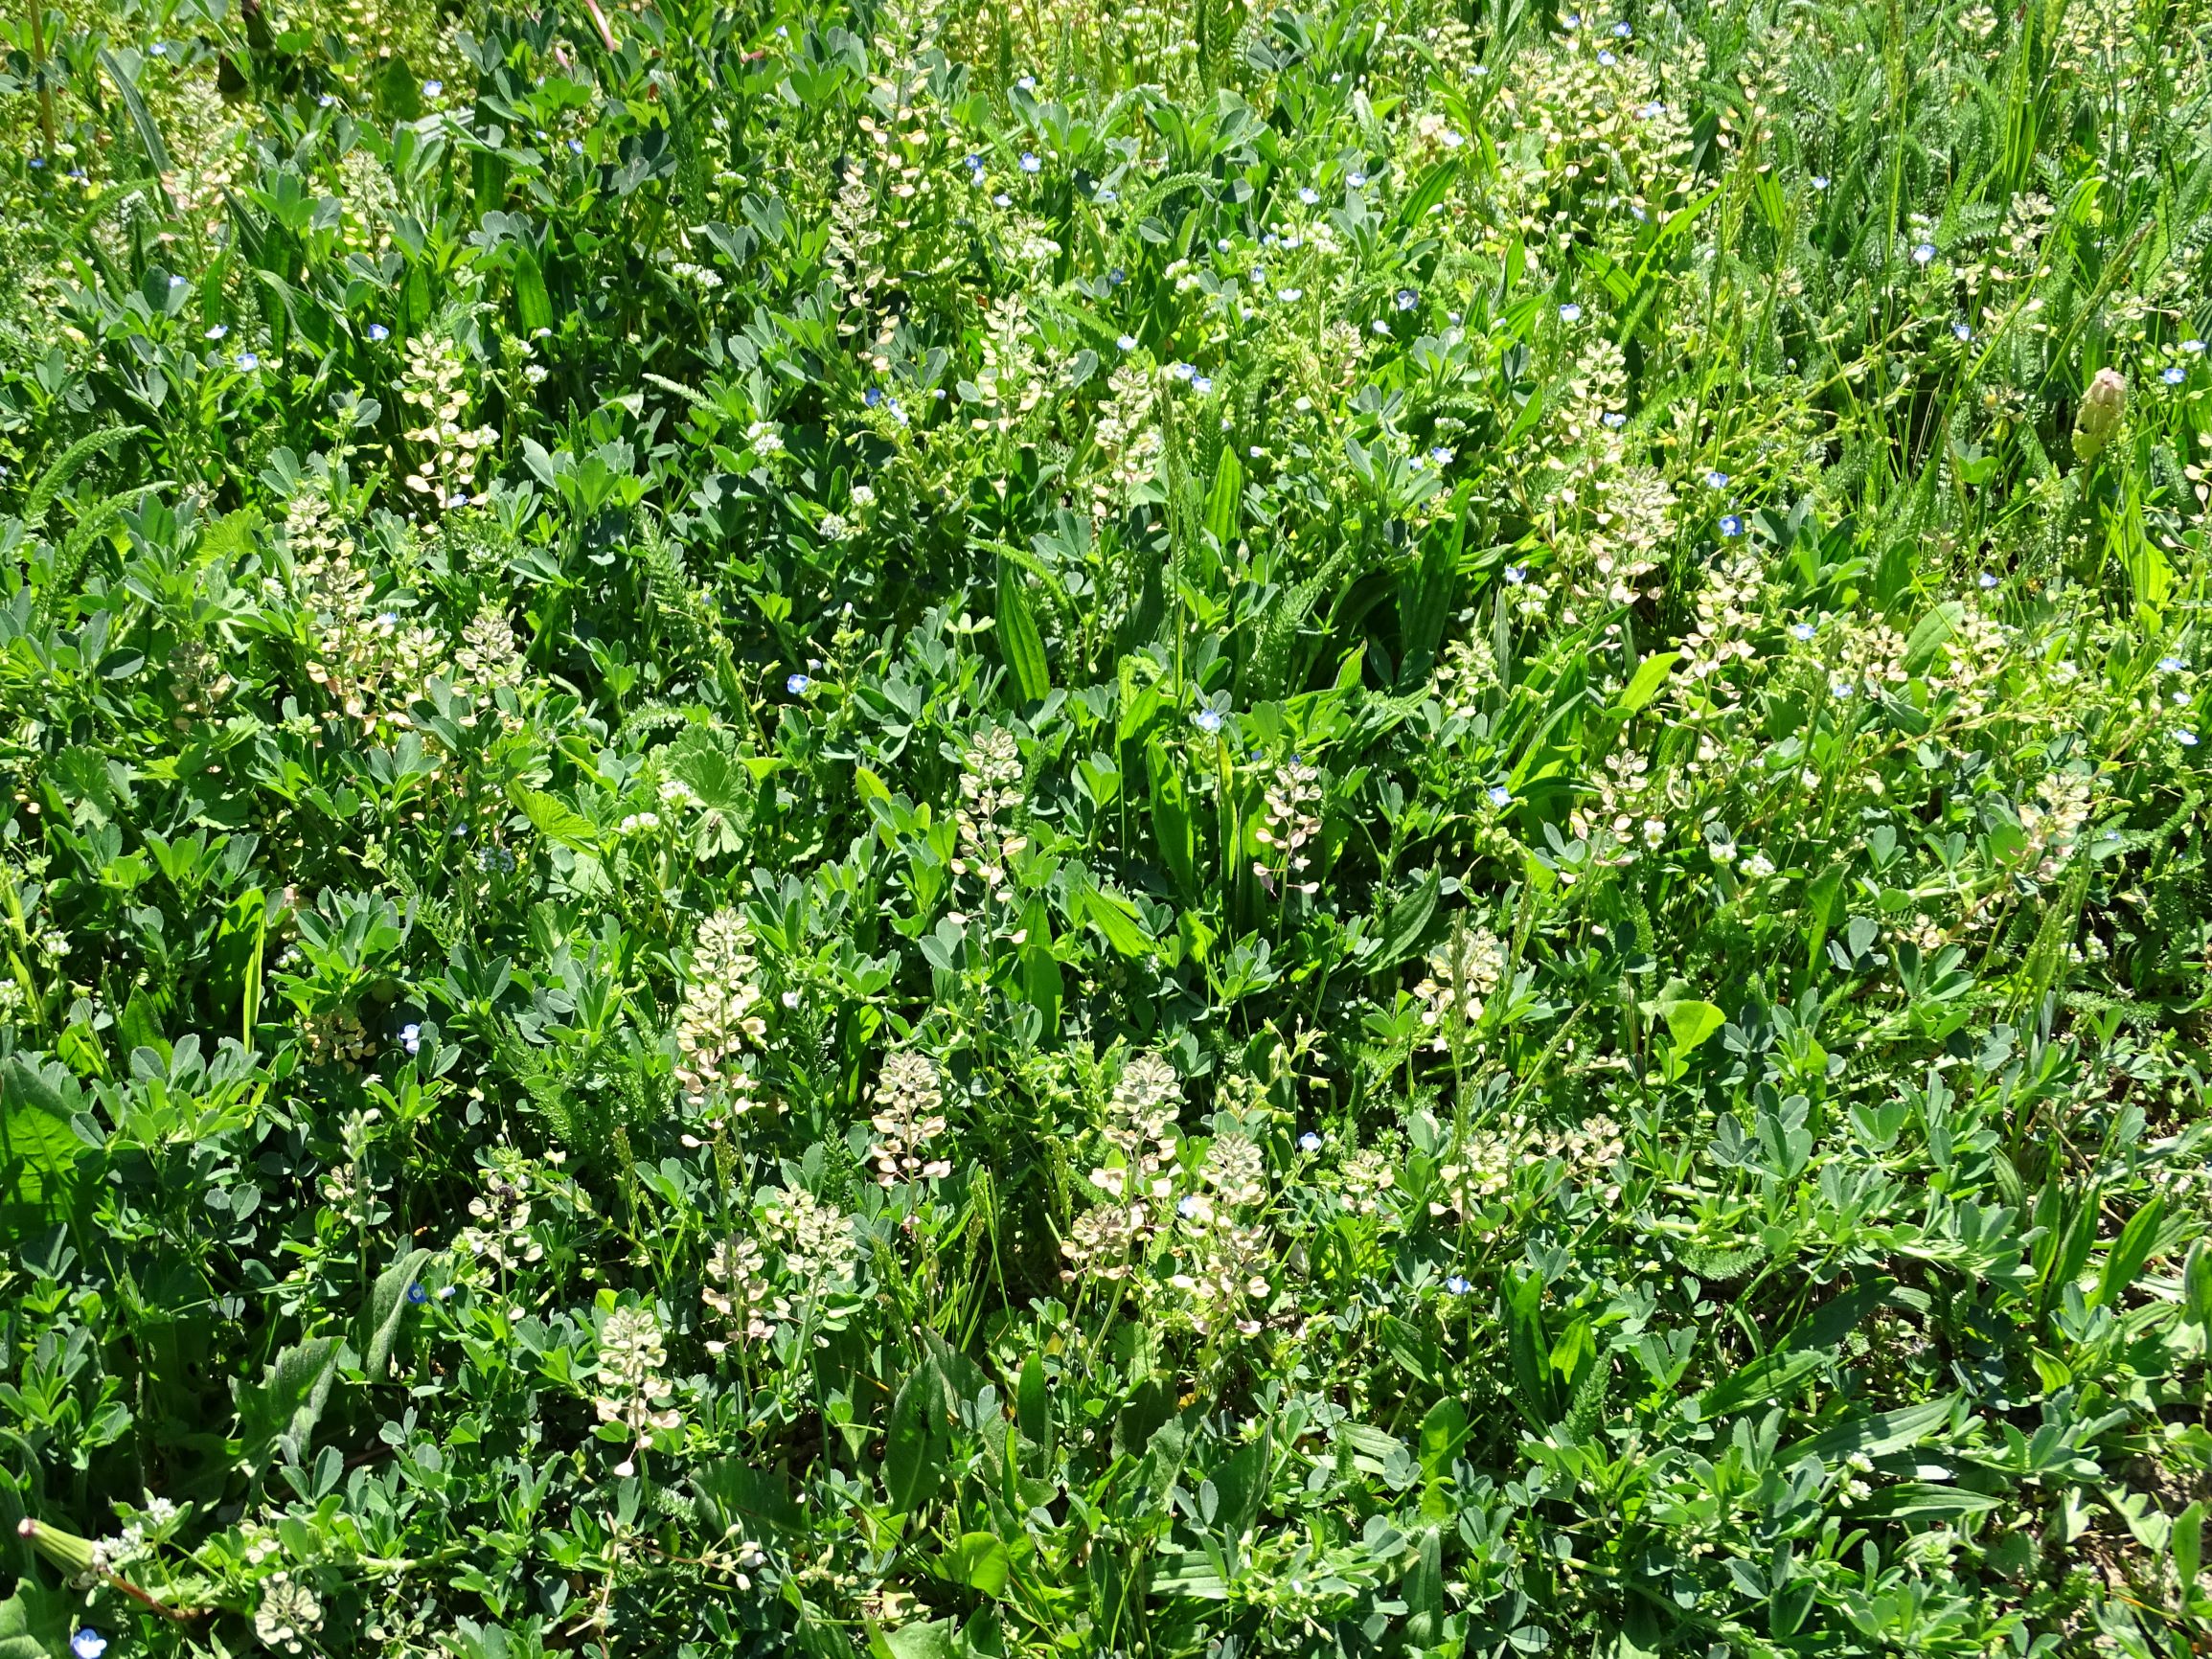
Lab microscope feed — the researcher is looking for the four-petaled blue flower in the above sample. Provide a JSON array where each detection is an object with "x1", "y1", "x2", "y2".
[
  {"x1": 1488, "y1": 785, "x2": 1513, "y2": 807},
  {"x1": 787, "y1": 672, "x2": 811, "y2": 694},
  {"x1": 1505, "y1": 564, "x2": 1528, "y2": 584},
  {"x1": 1445, "y1": 1275, "x2": 1472, "y2": 1295},
  {"x1": 1602, "y1": 410, "x2": 1626, "y2": 428},
  {"x1": 1790, "y1": 622, "x2": 1816, "y2": 642},
  {"x1": 1298, "y1": 1131, "x2": 1322, "y2": 1152},
  {"x1": 1396, "y1": 287, "x2": 1418, "y2": 310},
  {"x1": 400, "y1": 1022, "x2": 421, "y2": 1055},
  {"x1": 1613, "y1": 20, "x2": 1632, "y2": 35},
  {"x1": 2178, "y1": 730, "x2": 2201, "y2": 747},
  {"x1": 1116, "y1": 333, "x2": 1137, "y2": 351},
  {"x1": 1193, "y1": 375, "x2": 1214, "y2": 394},
  {"x1": 1598, "y1": 49, "x2": 1616, "y2": 65},
  {"x1": 406, "y1": 1281, "x2": 429, "y2": 1304},
  {"x1": 206, "y1": 324, "x2": 228, "y2": 340},
  {"x1": 1193, "y1": 708, "x2": 1224, "y2": 734},
  {"x1": 1299, "y1": 187, "x2": 1320, "y2": 204},
  {"x1": 1952, "y1": 322, "x2": 1973, "y2": 341},
  {"x1": 864, "y1": 386, "x2": 883, "y2": 407},
  {"x1": 1019, "y1": 151, "x2": 1040, "y2": 173},
  {"x1": 1704, "y1": 469, "x2": 1730, "y2": 489},
  {"x1": 2159, "y1": 655, "x2": 2186, "y2": 671},
  {"x1": 422, "y1": 79, "x2": 444, "y2": 96},
  {"x1": 1977, "y1": 571, "x2": 1999, "y2": 589},
  {"x1": 368, "y1": 323, "x2": 389, "y2": 341},
  {"x1": 237, "y1": 352, "x2": 260, "y2": 371},
  {"x1": 1912, "y1": 242, "x2": 1936, "y2": 264},
  {"x1": 2163, "y1": 366, "x2": 2186, "y2": 385},
  {"x1": 1348, "y1": 171, "x2": 1366, "y2": 187},
  {"x1": 2186, "y1": 340, "x2": 2207, "y2": 354},
  {"x1": 1559, "y1": 303, "x2": 1582, "y2": 321},
  {"x1": 71, "y1": 1632, "x2": 105, "y2": 1659},
  {"x1": 1719, "y1": 514, "x2": 1745, "y2": 537}
]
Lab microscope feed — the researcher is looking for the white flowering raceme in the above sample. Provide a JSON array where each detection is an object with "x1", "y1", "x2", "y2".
[
  {"x1": 868, "y1": 1048, "x2": 951, "y2": 1185},
  {"x1": 674, "y1": 909, "x2": 770, "y2": 1119}
]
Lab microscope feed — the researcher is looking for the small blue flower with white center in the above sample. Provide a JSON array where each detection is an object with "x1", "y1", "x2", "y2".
[
  {"x1": 368, "y1": 323, "x2": 389, "y2": 341},
  {"x1": 2178, "y1": 730, "x2": 2201, "y2": 747},
  {"x1": 965, "y1": 152, "x2": 982, "y2": 171},
  {"x1": 1505, "y1": 564, "x2": 1528, "y2": 584},
  {"x1": 1602, "y1": 410, "x2": 1626, "y2": 428},
  {"x1": 1277, "y1": 286, "x2": 1303, "y2": 303},
  {"x1": 993, "y1": 191, "x2": 1011, "y2": 206},
  {"x1": 1704, "y1": 469, "x2": 1729, "y2": 489},
  {"x1": 1445, "y1": 1275, "x2": 1472, "y2": 1296},
  {"x1": 1299, "y1": 186, "x2": 1320, "y2": 204},
  {"x1": 1812, "y1": 175, "x2": 1830, "y2": 190},
  {"x1": 1719, "y1": 513, "x2": 1745, "y2": 537},
  {"x1": 1977, "y1": 571, "x2": 1998, "y2": 589},
  {"x1": 1348, "y1": 171, "x2": 1366, "y2": 187},
  {"x1": 1488, "y1": 785, "x2": 1513, "y2": 807},
  {"x1": 1598, "y1": 49, "x2": 1617, "y2": 65},
  {"x1": 206, "y1": 324, "x2": 228, "y2": 340},
  {"x1": 1430, "y1": 445, "x2": 1453, "y2": 465},
  {"x1": 568, "y1": 138, "x2": 583, "y2": 155},
  {"x1": 1559, "y1": 302, "x2": 1581, "y2": 321},
  {"x1": 2164, "y1": 366, "x2": 2186, "y2": 385},
  {"x1": 1116, "y1": 333, "x2": 1137, "y2": 351},
  {"x1": 1638, "y1": 101, "x2": 1663, "y2": 118},
  {"x1": 1170, "y1": 361, "x2": 1196, "y2": 380},
  {"x1": 319, "y1": 93, "x2": 335, "y2": 107},
  {"x1": 1952, "y1": 322, "x2": 1973, "y2": 341},
  {"x1": 1371, "y1": 320, "x2": 1390, "y2": 336},
  {"x1": 1177, "y1": 1194, "x2": 1203, "y2": 1219},
  {"x1": 1912, "y1": 241, "x2": 1936, "y2": 264},
  {"x1": 237, "y1": 352, "x2": 259, "y2": 371},
  {"x1": 1016, "y1": 75, "x2": 1037, "y2": 90},
  {"x1": 787, "y1": 672, "x2": 811, "y2": 694},
  {"x1": 1193, "y1": 375, "x2": 1214, "y2": 394},
  {"x1": 1396, "y1": 287, "x2": 1418, "y2": 310},
  {"x1": 406, "y1": 1281, "x2": 429, "y2": 1305},
  {"x1": 1564, "y1": 11, "x2": 1581, "y2": 25},
  {"x1": 1019, "y1": 151, "x2": 1040, "y2": 173},
  {"x1": 1613, "y1": 20, "x2": 1632, "y2": 34},
  {"x1": 1193, "y1": 708, "x2": 1224, "y2": 735},
  {"x1": 169, "y1": 274, "x2": 187, "y2": 289},
  {"x1": 1299, "y1": 1131, "x2": 1322, "y2": 1152},
  {"x1": 2159, "y1": 655, "x2": 2185, "y2": 671},
  {"x1": 71, "y1": 1631, "x2": 105, "y2": 1659},
  {"x1": 864, "y1": 386, "x2": 883, "y2": 407},
  {"x1": 422, "y1": 79, "x2": 443, "y2": 96},
  {"x1": 2185, "y1": 340, "x2": 2207, "y2": 354},
  {"x1": 29, "y1": 157, "x2": 44, "y2": 170},
  {"x1": 1790, "y1": 622, "x2": 1816, "y2": 642}
]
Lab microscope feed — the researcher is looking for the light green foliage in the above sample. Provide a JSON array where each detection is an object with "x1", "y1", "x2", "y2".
[{"x1": 0, "y1": 0, "x2": 2208, "y2": 1652}]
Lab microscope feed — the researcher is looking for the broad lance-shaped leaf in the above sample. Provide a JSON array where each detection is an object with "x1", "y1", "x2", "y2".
[
  {"x1": 0, "y1": 1053, "x2": 88, "y2": 1223},
  {"x1": 995, "y1": 555, "x2": 1050, "y2": 703},
  {"x1": 237, "y1": 1336, "x2": 345, "y2": 1476},
  {"x1": 358, "y1": 1247, "x2": 431, "y2": 1376}
]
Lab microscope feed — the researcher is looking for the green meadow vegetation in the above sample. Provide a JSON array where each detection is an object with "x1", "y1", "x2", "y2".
[{"x1": 0, "y1": 0, "x2": 2209, "y2": 1651}]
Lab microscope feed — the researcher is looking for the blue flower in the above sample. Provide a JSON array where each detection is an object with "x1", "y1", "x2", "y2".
[
  {"x1": 1116, "y1": 333, "x2": 1137, "y2": 351},
  {"x1": 319, "y1": 93, "x2": 335, "y2": 107},
  {"x1": 1349, "y1": 170, "x2": 1366, "y2": 187},
  {"x1": 1638, "y1": 101, "x2": 1664, "y2": 118},
  {"x1": 1719, "y1": 513, "x2": 1745, "y2": 537},
  {"x1": 368, "y1": 323, "x2": 389, "y2": 342},
  {"x1": 1445, "y1": 1275, "x2": 1472, "y2": 1295},
  {"x1": 1812, "y1": 175, "x2": 1830, "y2": 190},
  {"x1": 1505, "y1": 564, "x2": 1527, "y2": 584},
  {"x1": 1977, "y1": 571, "x2": 1999, "y2": 589},
  {"x1": 1430, "y1": 445, "x2": 1453, "y2": 465},
  {"x1": 1107, "y1": 267, "x2": 1126, "y2": 285},
  {"x1": 1015, "y1": 74, "x2": 1037, "y2": 90},
  {"x1": 1193, "y1": 708, "x2": 1224, "y2": 734},
  {"x1": 1019, "y1": 151, "x2": 1040, "y2": 173},
  {"x1": 1912, "y1": 241, "x2": 1936, "y2": 264},
  {"x1": 1598, "y1": 49, "x2": 1617, "y2": 64},
  {"x1": 1704, "y1": 469, "x2": 1729, "y2": 489},
  {"x1": 992, "y1": 192, "x2": 1011, "y2": 206},
  {"x1": 1170, "y1": 361, "x2": 1196, "y2": 380},
  {"x1": 1396, "y1": 287, "x2": 1418, "y2": 310},
  {"x1": 1094, "y1": 186, "x2": 1117, "y2": 203},
  {"x1": 1298, "y1": 1131, "x2": 1322, "y2": 1152},
  {"x1": 2178, "y1": 730, "x2": 2201, "y2": 747},
  {"x1": 405, "y1": 1281, "x2": 429, "y2": 1305},
  {"x1": 1564, "y1": 11, "x2": 1582, "y2": 25},
  {"x1": 863, "y1": 386, "x2": 883, "y2": 407},
  {"x1": 400, "y1": 1022, "x2": 421, "y2": 1055},
  {"x1": 1559, "y1": 302, "x2": 1582, "y2": 322},
  {"x1": 1790, "y1": 622, "x2": 1816, "y2": 642},
  {"x1": 2163, "y1": 365, "x2": 2186, "y2": 385},
  {"x1": 2159, "y1": 655, "x2": 2185, "y2": 671},
  {"x1": 169, "y1": 274, "x2": 187, "y2": 289},
  {"x1": 965, "y1": 152, "x2": 982, "y2": 170},
  {"x1": 1277, "y1": 286, "x2": 1303, "y2": 302},
  {"x1": 28, "y1": 157, "x2": 44, "y2": 170},
  {"x1": 237, "y1": 352, "x2": 260, "y2": 371},
  {"x1": 568, "y1": 138, "x2": 583, "y2": 155},
  {"x1": 1602, "y1": 410, "x2": 1626, "y2": 428},
  {"x1": 1299, "y1": 186, "x2": 1320, "y2": 204},
  {"x1": 206, "y1": 324, "x2": 228, "y2": 340},
  {"x1": 1488, "y1": 785, "x2": 1513, "y2": 807},
  {"x1": 2186, "y1": 339, "x2": 2207, "y2": 354},
  {"x1": 1952, "y1": 322, "x2": 1973, "y2": 341},
  {"x1": 422, "y1": 79, "x2": 444, "y2": 96},
  {"x1": 787, "y1": 672, "x2": 811, "y2": 694},
  {"x1": 1193, "y1": 375, "x2": 1214, "y2": 394},
  {"x1": 1613, "y1": 19, "x2": 1632, "y2": 34},
  {"x1": 71, "y1": 1631, "x2": 105, "y2": 1659}
]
